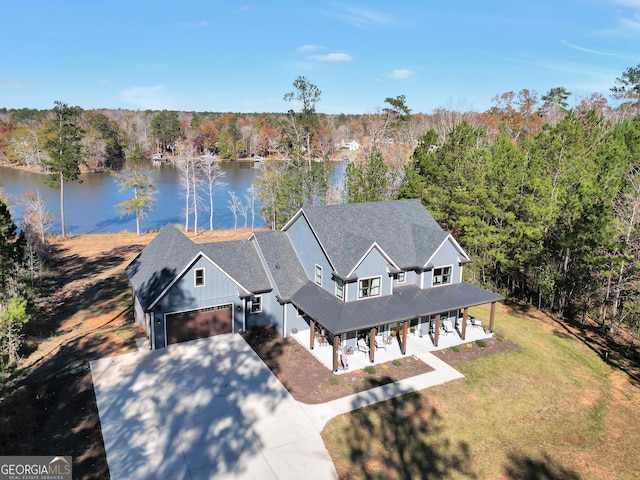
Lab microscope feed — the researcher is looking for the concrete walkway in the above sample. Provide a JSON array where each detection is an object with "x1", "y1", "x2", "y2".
[{"x1": 298, "y1": 352, "x2": 464, "y2": 431}]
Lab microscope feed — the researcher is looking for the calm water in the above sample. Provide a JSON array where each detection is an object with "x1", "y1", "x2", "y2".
[{"x1": 0, "y1": 161, "x2": 264, "y2": 234}]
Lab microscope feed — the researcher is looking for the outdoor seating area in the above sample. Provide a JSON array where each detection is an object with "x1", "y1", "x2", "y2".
[{"x1": 291, "y1": 320, "x2": 493, "y2": 374}]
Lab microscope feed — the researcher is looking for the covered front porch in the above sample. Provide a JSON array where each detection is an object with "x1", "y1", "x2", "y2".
[
  {"x1": 292, "y1": 310, "x2": 494, "y2": 373},
  {"x1": 291, "y1": 282, "x2": 504, "y2": 372}
]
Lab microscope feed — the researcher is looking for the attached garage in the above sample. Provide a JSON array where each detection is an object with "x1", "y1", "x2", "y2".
[{"x1": 166, "y1": 304, "x2": 233, "y2": 345}]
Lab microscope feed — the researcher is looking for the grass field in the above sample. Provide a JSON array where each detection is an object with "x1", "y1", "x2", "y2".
[{"x1": 322, "y1": 303, "x2": 640, "y2": 480}]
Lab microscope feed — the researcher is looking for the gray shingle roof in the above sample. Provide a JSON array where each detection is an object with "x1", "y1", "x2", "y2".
[
  {"x1": 199, "y1": 240, "x2": 271, "y2": 295},
  {"x1": 251, "y1": 231, "x2": 308, "y2": 301},
  {"x1": 126, "y1": 225, "x2": 272, "y2": 310},
  {"x1": 125, "y1": 225, "x2": 199, "y2": 310},
  {"x1": 291, "y1": 282, "x2": 504, "y2": 335},
  {"x1": 293, "y1": 199, "x2": 450, "y2": 277}
]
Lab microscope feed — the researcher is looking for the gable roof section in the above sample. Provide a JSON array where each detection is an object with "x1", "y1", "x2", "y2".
[
  {"x1": 125, "y1": 224, "x2": 199, "y2": 310},
  {"x1": 250, "y1": 231, "x2": 308, "y2": 302},
  {"x1": 199, "y1": 240, "x2": 272, "y2": 296},
  {"x1": 424, "y1": 234, "x2": 472, "y2": 269},
  {"x1": 126, "y1": 224, "x2": 272, "y2": 310},
  {"x1": 285, "y1": 199, "x2": 451, "y2": 277}
]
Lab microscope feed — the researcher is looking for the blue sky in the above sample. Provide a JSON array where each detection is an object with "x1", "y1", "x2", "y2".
[{"x1": 1, "y1": 1, "x2": 639, "y2": 114}]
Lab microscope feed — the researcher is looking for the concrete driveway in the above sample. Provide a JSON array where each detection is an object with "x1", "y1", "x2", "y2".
[{"x1": 90, "y1": 334, "x2": 337, "y2": 479}]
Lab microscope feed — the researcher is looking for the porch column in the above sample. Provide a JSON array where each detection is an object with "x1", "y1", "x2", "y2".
[
  {"x1": 333, "y1": 335, "x2": 340, "y2": 372},
  {"x1": 489, "y1": 302, "x2": 496, "y2": 332},
  {"x1": 310, "y1": 318, "x2": 315, "y2": 350},
  {"x1": 369, "y1": 327, "x2": 376, "y2": 363},
  {"x1": 434, "y1": 314, "x2": 441, "y2": 347},
  {"x1": 401, "y1": 320, "x2": 408, "y2": 355},
  {"x1": 461, "y1": 308, "x2": 468, "y2": 340}
]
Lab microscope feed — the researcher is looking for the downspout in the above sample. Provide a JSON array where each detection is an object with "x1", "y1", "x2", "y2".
[
  {"x1": 148, "y1": 312, "x2": 155, "y2": 350},
  {"x1": 242, "y1": 298, "x2": 247, "y2": 332},
  {"x1": 283, "y1": 303, "x2": 287, "y2": 337}
]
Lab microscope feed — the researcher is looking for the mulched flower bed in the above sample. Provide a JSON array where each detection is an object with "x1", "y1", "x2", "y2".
[
  {"x1": 241, "y1": 325, "x2": 433, "y2": 404},
  {"x1": 431, "y1": 336, "x2": 520, "y2": 366}
]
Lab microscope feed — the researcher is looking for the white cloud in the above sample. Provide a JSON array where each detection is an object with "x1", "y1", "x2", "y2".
[
  {"x1": 339, "y1": 6, "x2": 404, "y2": 28},
  {"x1": 620, "y1": 14, "x2": 640, "y2": 31},
  {"x1": 561, "y1": 40, "x2": 618, "y2": 56},
  {"x1": 297, "y1": 44, "x2": 323, "y2": 53},
  {"x1": 608, "y1": 0, "x2": 640, "y2": 8},
  {"x1": 179, "y1": 20, "x2": 210, "y2": 28},
  {"x1": 384, "y1": 69, "x2": 415, "y2": 80},
  {"x1": 0, "y1": 80, "x2": 25, "y2": 89},
  {"x1": 120, "y1": 85, "x2": 172, "y2": 110},
  {"x1": 307, "y1": 52, "x2": 353, "y2": 62}
]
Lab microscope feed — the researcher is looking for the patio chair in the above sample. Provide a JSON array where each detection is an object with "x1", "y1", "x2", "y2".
[
  {"x1": 443, "y1": 320, "x2": 455, "y2": 335},
  {"x1": 357, "y1": 338, "x2": 370, "y2": 355},
  {"x1": 375, "y1": 337, "x2": 387, "y2": 350}
]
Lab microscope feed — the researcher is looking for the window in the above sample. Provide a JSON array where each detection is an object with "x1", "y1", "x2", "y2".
[
  {"x1": 194, "y1": 268, "x2": 205, "y2": 287},
  {"x1": 432, "y1": 266, "x2": 452, "y2": 286},
  {"x1": 335, "y1": 278, "x2": 344, "y2": 299},
  {"x1": 358, "y1": 276, "x2": 381, "y2": 298},
  {"x1": 250, "y1": 295, "x2": 262, "y2": 313},
  {"x1": 396, "y1": 272, "x2": 406, "y2": 283},
  {"x1": 315, "y1": 264, "x2": 323, "y2": 286}
]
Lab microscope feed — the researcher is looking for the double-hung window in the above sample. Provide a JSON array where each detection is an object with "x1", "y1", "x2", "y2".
[
  {"x1": 194, "y1": 268, "x2": 205, "y2": 287},
  {"x1": 358, "y1": 276, "x2": 381, "y2": 298},
  {"x1": 315, "y1": 264, "x2": 323, "y2": 286},
  {"x1": 432, "y1": 266, "x2": 452, "y2": 286},
  {"x1": 250, "y1": 295, "x2": 262, "y2": 313},
  {"x1": 335, "y1": 278, "x2": 344, "y2": 299}
]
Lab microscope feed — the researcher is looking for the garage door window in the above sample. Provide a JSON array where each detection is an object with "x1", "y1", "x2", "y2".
[
  {"x1": 195, "y1": 268, "x2": 205, "y2": 287},
  {"x1": 251, "y1": 295, "x2": 262, "y2": 313}
]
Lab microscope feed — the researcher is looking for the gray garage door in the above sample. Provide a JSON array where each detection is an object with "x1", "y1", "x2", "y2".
[{"x1": 166, "y1": 304, "x2": 233, "y2": 345}]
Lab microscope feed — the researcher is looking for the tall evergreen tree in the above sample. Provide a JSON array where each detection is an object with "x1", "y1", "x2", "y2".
[
  {"x1": 43, "y1": 101, "x2": 84, "y2": 238},
  {"x1": 0, "y1": 199, "x2": 30, "y2": 368},
  {"x1": 345, "y1": 151, "x2": 390, "y2": 203}
]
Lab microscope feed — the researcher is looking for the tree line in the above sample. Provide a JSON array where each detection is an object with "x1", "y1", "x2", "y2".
[{"x1": 2, "y1": 65, "x2": 640, "y2": 371}]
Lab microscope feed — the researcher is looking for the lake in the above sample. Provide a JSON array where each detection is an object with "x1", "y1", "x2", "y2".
[{"x1": 0, "y1": 161, "x2": 264, "y2": 234}]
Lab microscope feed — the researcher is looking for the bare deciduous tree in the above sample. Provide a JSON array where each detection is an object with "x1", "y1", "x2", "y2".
[
  {"x1": 172, "y1": 146, "x2": 197, "y2": 232},
  {"x1": 200, "y1": 153, "x2": 227, "y2": 230},
  {"x1": 228, "y1": 191, "x2": 241, "y2": 229},
  {"x1": 245, "y1": 186, "x2": 257, "y2": 229}
]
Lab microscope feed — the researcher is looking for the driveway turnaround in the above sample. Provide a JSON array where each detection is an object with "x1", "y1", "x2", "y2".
[{"x1": 91, "y1": 334, "x2": 338, "y2": 479}]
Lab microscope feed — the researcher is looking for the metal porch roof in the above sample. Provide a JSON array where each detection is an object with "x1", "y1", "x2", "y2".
[{"x1": 290, "y1": 282, "x2": 504, "y2": 335}]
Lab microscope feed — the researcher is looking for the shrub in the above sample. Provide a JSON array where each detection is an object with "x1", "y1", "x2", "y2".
[
  {"x1": 330, "y1": 377, "x2": 339, "y2": 385},
  {"x1": 476, "y1": 340, "x2": 487, "y2": 348},
  {"x1": 364, "y1": 365, "x2": 376, "y2": 374},
  {"x1": 451, "y1": 345, "x2": 460, "y2": 352},
  {"x1": 392, "y1": 359, "x2": 402, "y2": 367}
]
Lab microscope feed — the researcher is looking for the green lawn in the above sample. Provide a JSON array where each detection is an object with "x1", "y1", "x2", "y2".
[{"x1": 322, "y1": 303, "x2": 640, "y2": 479}]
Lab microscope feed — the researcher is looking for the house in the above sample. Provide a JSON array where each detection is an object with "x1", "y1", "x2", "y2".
[
  {"x1": 126, "y1": 199, "x2": 503, "y2": 371},
  {"x1": 337, "y1": 138, "x2": 360, "y2": 151}
]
